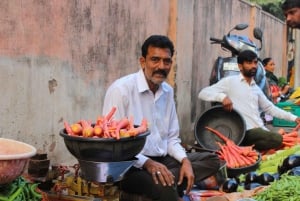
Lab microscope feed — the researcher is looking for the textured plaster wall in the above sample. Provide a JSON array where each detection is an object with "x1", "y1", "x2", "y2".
[
  {"x1": 0, "y1": 0, "x2": 171, "y2": 163},
  {"x1": 0, "y1": 0, "x2": 288, "y2": 164}
]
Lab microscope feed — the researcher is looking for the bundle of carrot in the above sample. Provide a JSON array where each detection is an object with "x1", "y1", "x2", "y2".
[
  {"x1": 63, "y1": 106, "x2": 148, "y2": 140},
  {"x1": 205, "y1": 126, "x2": 259, "y2": 169},
  {"x1": 277, "y1": 123, "x2": 300, "y2": 149},
  {"x1": 260, "y1": 124, "x2": 300, "y2": 158}
]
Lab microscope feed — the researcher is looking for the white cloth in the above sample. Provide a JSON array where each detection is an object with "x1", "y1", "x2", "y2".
[
  {"x1": 102, "y1": 69, "x2": 187, "y2": 168},
  {"x1": 198, "y1": 73, "x2": 297, "y2": 130}
]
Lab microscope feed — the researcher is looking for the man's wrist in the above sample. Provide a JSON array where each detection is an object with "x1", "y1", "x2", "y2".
[{"x1": 181, "y1": 157, "x2": 190, "y2": 164}]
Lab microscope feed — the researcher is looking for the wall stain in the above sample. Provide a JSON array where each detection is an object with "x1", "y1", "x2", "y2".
[
  {"x1": 48, "y1": 134, "x2": 56, "y2": 152},
  {"x1": 83, "y1": 6, "x2": 92, "y2": 32},
  {"x1": 49, "y1": 141, "x2": 56, "y2": 152},
  {"x1": 69, "y1": 1, "x2": 92, "y2": 33},
  {"x1": 48, "y1": 78, "x2": 57, "y2": 94},
  {"x1": 58, "y1": 117, "x2": 63, "y2": 123}
]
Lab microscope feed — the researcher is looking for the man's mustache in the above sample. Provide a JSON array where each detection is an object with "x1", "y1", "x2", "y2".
[{"x1": 153, "y1": 70, "x2": 167, "y2": 77}]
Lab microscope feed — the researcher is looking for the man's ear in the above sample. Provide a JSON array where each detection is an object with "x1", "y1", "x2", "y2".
[
  {"x1": 139, "y1": 57, "x2": 146, "y2": 69},
  {"x1": 238, "y1": 63, "x2": 242, "y2": 71}
]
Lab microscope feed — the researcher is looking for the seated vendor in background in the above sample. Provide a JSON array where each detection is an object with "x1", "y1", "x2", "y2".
[
  {"x1": 102, "y1": 35, "x2": 220, "y2": 201},
  {"x1": 198, "y1": 50, "x2": 300, "y2": 151},
  {"x1": 263, "y1": 57, "x2": 292, "y2": 103}
]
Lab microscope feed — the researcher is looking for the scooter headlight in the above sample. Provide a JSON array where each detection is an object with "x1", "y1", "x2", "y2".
[
  {"x1": 240, "y1": 44, "x2": 257, "y2": 53},
  {"x1": 227, "y1": 38, "x2": 241, "y2": 51},
  {"x1": 227, "y1": 37, "x2": 257, "y2": 53}
]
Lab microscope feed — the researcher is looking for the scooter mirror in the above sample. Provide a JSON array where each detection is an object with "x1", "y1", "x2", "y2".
[
  {"x1": 227, "y1": 23, "x2": 248, "y2": 36},
  {"x1": 234, "y1": 23, "x2": 248, "y2": 30},
  {"x1": 253, "y1": 27, "x2": 263, "y2": 40},
  {"x1": 253, "y1": 27, "x2": 263, "y2": 51}
]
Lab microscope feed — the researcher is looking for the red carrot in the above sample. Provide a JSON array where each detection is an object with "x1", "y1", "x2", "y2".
[
  {"x1": 283, "y1": 136, "x2": 297, "y2": 142},
  {"x1": 245, "y1": 151, "x2": 259, "y2": 158},
  {"x1": 205, "y1": 126, "x2": 232, "y2": 144},
  {"x1": 64, "y1": 121, "x2": 75, "y2": 135},
  {"x1": 282, "y1": 141, "x2": 295, "y2": 147},
  {"x1": 70, "y1": 123, "x2": 82, "y2": 135},
  {"x1": 81, "y1": 120, "x2": 94, "y2": 137},
  {"x1": 227, "y1": 144, "x2": 249, "y2": 167},
  {"x1": 242, "y1": 153, "x2": 256, "y2": 164},
  {"x1": 115, "y1": 118, "x2": 130, "y2": 140},
  {"x1": 128, "y1": 116, "x2": 134, "y2": 130},
  {"x1": 93, "y1": 125, "x2": 103, "y2": 137},
  {"x1": 227, "y1": 146, "x2": 242, "y2": 167},
  {"x1": 197, "y1": 191, "x2": 224, "y2": 197},
  {"x1": 240, "y1": 146, "x2": 256, "y2": 156},
  {"x1": 216, "y1": 150, "x2": 225, "y2": 160},
  {"x1": 96, "y1": 116, "x2": 104, "y2": 126},
  {"x1": 282, "y1": 131, "x2": 298, "y2": 148},
  {"x1": 127, "y1": 118, "x2": 148, "y2": 137},
  {"x1": 284, "y1": 131, "x2": 298, "y2": 138},
  {"x1": 105, "y1": 106, "x2": 117, "y2": 121},
  {"x1": 217, "y1": 142, "x2": 235, "y2": 168},
  {"x1": 102, "y1": 118, "x2": 111, "y2": 138}
]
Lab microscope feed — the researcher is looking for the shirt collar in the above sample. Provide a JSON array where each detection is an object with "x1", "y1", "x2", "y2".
[
  {"x1": 239, "y1": 73, "x2": 256, "y2": 86},
  {"x1": 137, "y1": 69, "x2": 168, "y2": 93}
]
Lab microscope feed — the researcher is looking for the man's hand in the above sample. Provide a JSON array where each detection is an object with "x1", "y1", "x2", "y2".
[
  {"x1": 222, "y1": 96, "x2": 233, "y2": 111},
  {"x1": 295, "y1": 117, "x2": 300, "y2": 125},
  {"x1": 178, "y1": 158, "x2": 194, "y2": 194},
  {"x1": 143, "y1": 159, "x2": 175, "y2": 186}
]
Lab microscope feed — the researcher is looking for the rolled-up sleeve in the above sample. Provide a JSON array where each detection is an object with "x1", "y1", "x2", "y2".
[
  {"x1": 198, "y1": 79, "x2": 229, "y2": 103},
  {"x1": 134, "y1": 153, "x2": 149, "y2": 168}
]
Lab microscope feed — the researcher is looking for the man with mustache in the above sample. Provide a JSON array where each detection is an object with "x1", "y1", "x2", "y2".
[
  {"x1": 103, "y1": 35, "x2": 220, "y2": 201},
  {"x1": 198, "y1": 50, "x2": 300, "y2": 151},
  {"x1": 282, "y1": 0, "x2": 300, "y2": 29}
]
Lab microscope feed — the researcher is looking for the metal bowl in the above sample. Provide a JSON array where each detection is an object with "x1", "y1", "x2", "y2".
[
  {"x1": 0, "y1": 138, "x2": 37, "y2": 185},
  {"x1": 79, "y1": 159, "x2": 136, "y2": 183},
  {"x1": 227, "y1": 152, "x2": 261, "y2": 177},
  {"x1": 194, "y1": 105, "x2": 246, "y2": 151},
  {"x1": 59, "y1": 129, "x2": 150, "y2": 162}
]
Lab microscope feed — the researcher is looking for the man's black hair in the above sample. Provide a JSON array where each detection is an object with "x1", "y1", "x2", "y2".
[
  {"x1": 141, "y1": 35, "x2": 175, "y2": 58},
  {"x1": 282, "y1": 0, "x2": 300, "y2": 11},
  {"x1": 237, "y1": 50, "x2": 258, "y2": 64}
]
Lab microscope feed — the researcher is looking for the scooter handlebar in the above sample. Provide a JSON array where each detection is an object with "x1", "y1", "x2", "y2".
[{"x1": 210, "y1": 37, "x2": 223, "y2": 44}]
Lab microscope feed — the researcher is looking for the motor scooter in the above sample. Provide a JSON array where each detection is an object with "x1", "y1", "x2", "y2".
[{"x1": 209, "y1": 23, "x2": 270, "y2": 98}]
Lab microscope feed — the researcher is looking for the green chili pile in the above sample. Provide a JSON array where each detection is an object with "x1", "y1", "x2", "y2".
[
  {"x1": 254, "y1": 174, "x2": 300, "y2": 201},
  {"x1": 0, "y1": 177, "x2": 42, "y2": 201}
]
